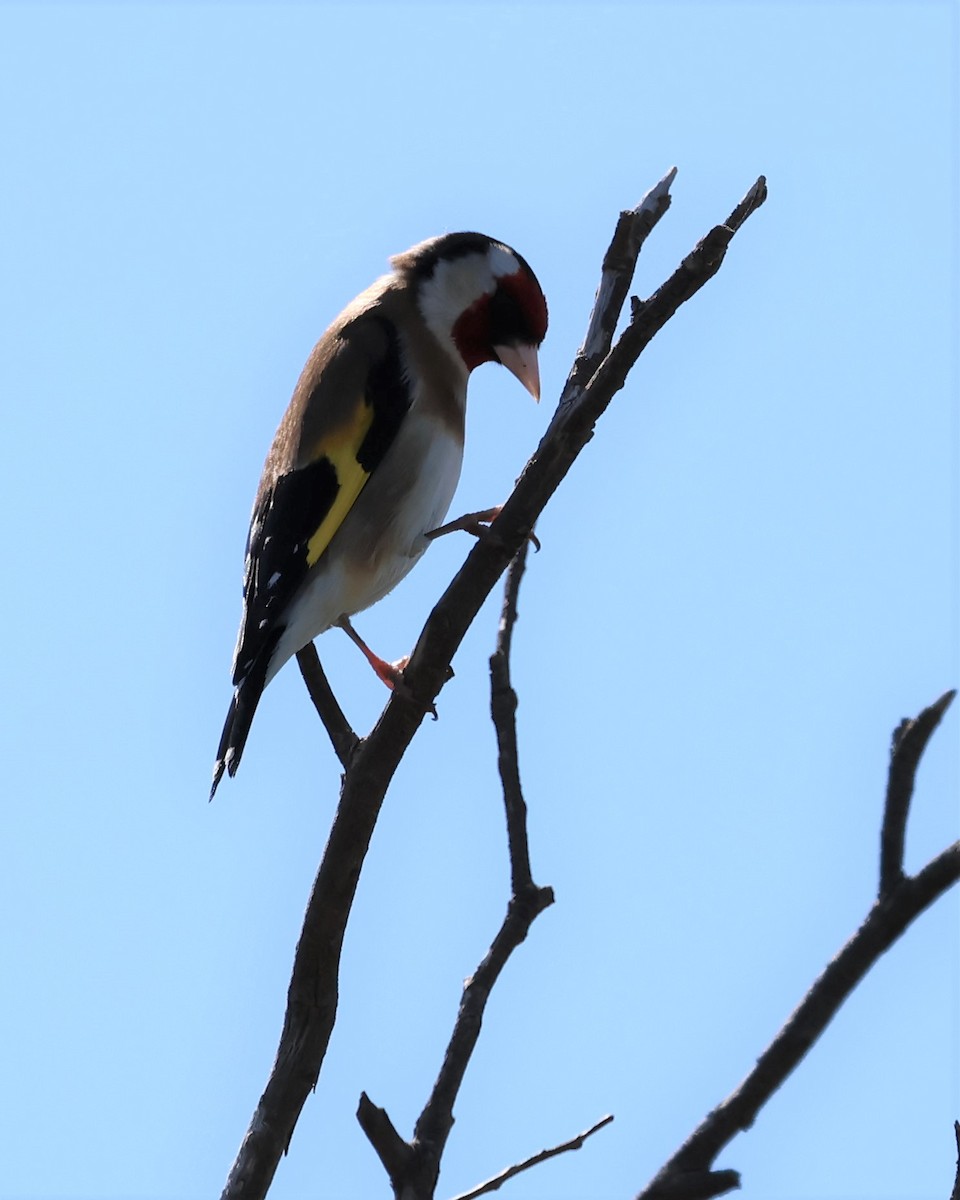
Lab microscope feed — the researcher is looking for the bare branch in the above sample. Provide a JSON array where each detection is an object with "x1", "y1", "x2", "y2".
[
  {"x1": 409, "y1": 547, "x2": 554, "y2": 1158},
  {"x1": 357, "y1": 1092, "x2": 414, "y2": 1183},
  {"x1": 950, "y1": 1120, "x2": 960, "y2": 1200},
  {"x1": 724, "y1": 174, "x2": 768, "y2": 231},
  {"x1": 637, "y1": 1170, "x2": 741, "y2": 1200},
  {"x1": 490, "y1": 543, "x2": 535, "y2": 894},
  {"x1": 387, "y1": 882, "x2": 555, "y2": 1199},
  {"x1": 574, "y1": 166, "x2": 677, "y2": 384},
  {"x1": 361, "y1": 548, "x2": 553, "y2": 1199},
  {"x1": 637, "y1": 695, "x2": 959, "y2": 1200},
  {"x1": 448, "y1": 1114, "x2": 615, "y2": 1200},
  {"x1": 296, "y1": 642, "x2": 359, "y2": 769},
  {"x1": 401, "y1": 175, "x2": 766, "y2": 712},
  {"x1": 879, "y1": 689, "x2": 955, "y2": 896},
  {"x1": 558, "y1": 175, "x2": 768, "y2": 433},
  {"x1": 221, "y1": 174, "x2": 766, "y2": 1200}
]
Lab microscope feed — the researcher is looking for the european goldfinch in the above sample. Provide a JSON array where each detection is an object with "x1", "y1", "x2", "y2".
[{"x1": 211, "y1": 232, "x2": 548, "y2": 797}]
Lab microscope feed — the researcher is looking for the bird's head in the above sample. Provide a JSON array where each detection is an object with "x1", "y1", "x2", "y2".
[{"x1": 392, "y1": 232, "x2": 548, "y2": 401}]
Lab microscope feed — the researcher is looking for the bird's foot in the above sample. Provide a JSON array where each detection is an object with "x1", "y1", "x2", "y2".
[
  {"x1": 336, "y1": 617, "x2": 440, "y2": 718},
  {"x1": 426, "y1": 505, "x2": 540, "y2": 551},
  {"x1": 370, "y1": 653, "x2": 409, "y2": 691},
  {"x1": 375, "y1": 656, "x2": 439, "y2": 720}
]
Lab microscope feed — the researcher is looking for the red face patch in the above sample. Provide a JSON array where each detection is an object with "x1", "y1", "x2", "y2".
[
  {"x1": 451, "y1": 294, "x2": 496, "y2": 370},
  {"x1": 450, "y1": 266, "x2": 548, "y2": 371}
]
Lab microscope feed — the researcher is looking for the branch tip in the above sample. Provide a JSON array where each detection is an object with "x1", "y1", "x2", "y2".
[
  {"x1": 951, "y1": 1118, "x2": 960, "y2": 1200},
  {"x1": 637, "y1": 166, "x2": 678, "y2": 213},
  {"x1": 725, "y1": 176, "x2": 768, "y2": 232},
  {"x1": 881, "y1": 688, "x2": 956, "y2": 896},
  {"x1": 357, "y1": 1092, "x2": 413, "y2": 1182}
]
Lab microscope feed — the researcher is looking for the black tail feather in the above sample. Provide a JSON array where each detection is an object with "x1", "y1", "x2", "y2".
[{"x1": 210, "y1": 663, "x2": 271, "y2": 800}]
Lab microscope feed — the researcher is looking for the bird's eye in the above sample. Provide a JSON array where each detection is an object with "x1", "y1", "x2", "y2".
[
  {"x1": 488, "y1": 285, "x2": 528, "y2": 345},
  {"x1": 490, "y1": 268, "x2": 548, "y2": 347}
]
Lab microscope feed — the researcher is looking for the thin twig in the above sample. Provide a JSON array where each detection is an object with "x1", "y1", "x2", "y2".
[
  {"x1": 490, "y1": 543, "x2": 535, "y2": 894},
  {"x1": 448, "y1": 1114, "x2": 615, "y2": 1200},
  {"x1": 636, "y1": 696, "x2": 960, "y2": 1200},
  {"x1": 495, "y1": 542, "x2": 529, "y2": 664},
  {"x1": 408, "y1": 536, "x2": 554, "y2": 1187},
  {"x1": 296, "y1": 642, "x2": 359, "y2": 769},
  {"x1": 402, "y1": 884, "x2": 555, "y2": 1198},
  {"x1": 411, "y1": 542, "x2": 554, "y2": 1173},
  {"x1": 567, "y1": 177, "x2": 768, "y2": 443},
  {"x1": 357, "y1": 894, "x2": 556, "y2": 1200},
  {"x1": 571, "y1": 167, "x2": 677, "y2": 389},
  {"x1": 359, "y1": 542, "x2": 554, "y2": 1199},
  {"x1": 879, "y1": 689, "x2": 955, "y2": 897},
  {"x1": 950, "y1": 1120, "x2": 960, "y2": 1200}
]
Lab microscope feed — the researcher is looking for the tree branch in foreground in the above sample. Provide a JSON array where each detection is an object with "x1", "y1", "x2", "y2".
[
  {"x1": 359, "y1": 545, "x2": 555, "y2": 1199},
  {"x1": 220, "y1": 171, "x2": 766, "y2": 1200},
  {"x1": 636, "y1": 691, "x2": 960, "y2": 1200},
  {"x1": 950, "y1": 1120, "x2": 960, "y2": 1200}
]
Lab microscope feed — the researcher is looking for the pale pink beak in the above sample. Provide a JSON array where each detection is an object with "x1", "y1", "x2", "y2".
[{"x1": 494, "y1": 342, "x2": 541, "y2": 402}]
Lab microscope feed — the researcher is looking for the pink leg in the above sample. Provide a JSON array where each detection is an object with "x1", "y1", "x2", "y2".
[
  {"x1": 426, "y1": 505, "x2": 540, "y2": 551},
  {"x1": 335, "y1": 615, "x2": 408, "y2": 689}
]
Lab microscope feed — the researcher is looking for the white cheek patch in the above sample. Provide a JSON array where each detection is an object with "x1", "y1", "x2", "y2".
[
  {"x1": 418, "y1": 244, "x2": 519, "y2": 349},
  {"x1": 488, "y1": 243, "x2": 519, "y2": 280},
  {"x1": 418, "y1": 252, "x2": 492, "y2": 346}
]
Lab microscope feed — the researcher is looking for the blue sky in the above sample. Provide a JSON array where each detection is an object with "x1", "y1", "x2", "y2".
[{"x1": 1, "y1": 3, "x2": 957, "y2": 1199}]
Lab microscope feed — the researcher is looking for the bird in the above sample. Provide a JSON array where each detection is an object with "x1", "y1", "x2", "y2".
[{"x1": 211, "y1": 232, "x2": 548, "y2": 798}]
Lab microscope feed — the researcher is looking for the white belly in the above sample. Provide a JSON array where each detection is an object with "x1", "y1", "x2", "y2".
[
  {"x1": 338, "y1": 415, "x2": 464, "y2": 609},
  {"x1": 266, "y1": 411, "x2": 464, "y2": 682}
]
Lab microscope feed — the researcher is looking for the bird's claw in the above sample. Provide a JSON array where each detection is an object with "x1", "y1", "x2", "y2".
[
  {"x1": 426, "y1": 506, "x2": 540, "y2": 552},
  {"x1": 379, "y1": 658, "x2": 457, "y2": 720}
]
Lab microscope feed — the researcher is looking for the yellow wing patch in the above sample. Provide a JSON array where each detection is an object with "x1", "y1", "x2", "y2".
[{"x1": 306, "y1": 400, "x2": 375, "y2": 567}]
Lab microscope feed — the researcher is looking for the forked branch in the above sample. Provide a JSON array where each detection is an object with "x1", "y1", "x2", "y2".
[
  {"x1": 220, "y1": 172, "x2": 767, "y2": 1200},
  {"x1": 359, "y1": 545, "x2": 555, "y2": 1199},
  {"x1": 636, "y1": 691, "x2": 959, "y2": 1200}
]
